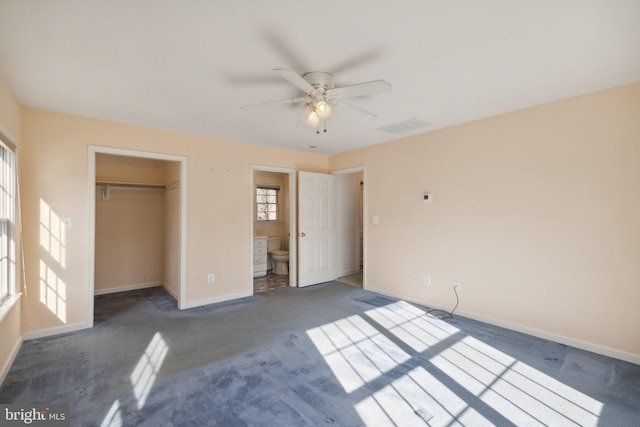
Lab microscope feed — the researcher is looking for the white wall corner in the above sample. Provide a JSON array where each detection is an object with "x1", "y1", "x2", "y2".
[
  {"x1": 0, "y1": 335, "x2": 23, "y2": 386},
  {"x1": 94, "y1": 282, "x2": 163, "y2": 296},
  {"x1": 180, "y1": 291, "x2": 253, "y2": 310},
  {"x1": 22, "y1": 322, "x2": 92, "y2": 341},
  {"x1": 162, "y1": 282, "x2": 179, "y2": 301}
]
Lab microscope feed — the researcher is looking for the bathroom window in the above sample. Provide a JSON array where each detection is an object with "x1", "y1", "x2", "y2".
[
  {"x1": 0, "y1": 138, "x2": 16, "y2": 304},
  {"x1": 256, "y1": 186, "x2": 278, "y2": 221}
]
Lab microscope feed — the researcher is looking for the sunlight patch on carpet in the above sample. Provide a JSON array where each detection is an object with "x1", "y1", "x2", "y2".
[
  {"x1": 310, "y1": 297, "x2": 604, "y2": 426},
  {"x1": 431, "y1": 336, "x2": 603, "y2": 426},
  {"x1": 307, "y1": 315, "x2": 410, "y2": 393},
  {"x1": 130, "y1": 332, "x2": 169, "y2": 409},
  {"x1": 365, "y1": 300, "x2": 459, "y2": 352},
  {"x1": 100, "y1": 399, "x2": 123, "y2": 427},
  {"x1": 356, "y1": 366, "x2": 492, "y2": 426}
]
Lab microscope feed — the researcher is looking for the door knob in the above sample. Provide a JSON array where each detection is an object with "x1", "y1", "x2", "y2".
[{"x1": 298, "y1": 232, "x2": 306, "y2": 237}]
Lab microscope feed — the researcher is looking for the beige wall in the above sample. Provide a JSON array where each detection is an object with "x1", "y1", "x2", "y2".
[
  {"x1": 95, "y1": 189, "x2": 164, "y2": 291},
  {"x1": 330, "y1": 82, "x2": 640, "y2": 361},
  {"x1": 96, "y1": 153, "x2": 167, "y2": 184},
  {"x1": 19, "y1": 107, "x2": 327, "y2": 334},
  {"x1": 0, "y1": 75, "x2": 22, "y2": 382},
  {"x1": 94, "y1": 154, "x2": 182, "y2": 296},
  {"x1": 94, "y1": 155, "x2": 167, "y2": 292}
]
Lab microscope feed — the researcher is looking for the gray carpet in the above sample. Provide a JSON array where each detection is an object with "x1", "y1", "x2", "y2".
[{"x1": 2, "y1": 282, "x2": 639, "y2": 426}]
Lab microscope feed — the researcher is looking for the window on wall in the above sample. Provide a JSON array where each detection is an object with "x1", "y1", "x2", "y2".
[
  {"x1": 256, "y1": 186, "x2": 279, "y2": 221},
  {"x1": 0, "y1": 138, "x2": 16, "y2": 304}
]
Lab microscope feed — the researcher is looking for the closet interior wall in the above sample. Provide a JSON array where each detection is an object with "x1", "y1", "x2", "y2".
[{"x1": 94, "y1": 153, "x2": 180, "y2": 298}]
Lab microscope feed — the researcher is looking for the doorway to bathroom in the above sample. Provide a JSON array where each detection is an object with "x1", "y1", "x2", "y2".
[{"x1": 250, "y1": 166, "x2": 297, "y2": 293}]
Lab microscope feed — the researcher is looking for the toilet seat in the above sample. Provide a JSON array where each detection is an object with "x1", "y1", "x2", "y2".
[{"x1": 271, "y1": 250, "x2": 289, "y2": 275}]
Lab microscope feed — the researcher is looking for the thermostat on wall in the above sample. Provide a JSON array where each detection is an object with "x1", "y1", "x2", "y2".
[{"x1": 423, "y1": 193, "x2": 432, "y2": 202}]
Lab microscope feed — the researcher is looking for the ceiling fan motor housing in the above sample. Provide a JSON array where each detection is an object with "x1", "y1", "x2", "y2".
[{"x1": 302, "y1": 72, "x2": 335, "y2": 92}]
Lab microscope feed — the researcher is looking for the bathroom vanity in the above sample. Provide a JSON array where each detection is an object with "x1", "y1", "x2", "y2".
[{"x1": 253, "y1": 236, "x2": 268, "y2": 277}]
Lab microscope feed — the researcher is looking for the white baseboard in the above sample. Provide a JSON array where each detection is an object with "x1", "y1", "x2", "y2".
[
  {"x1": 22, "y1": 321, "x2": 91, "y2": 341},
  {"x1": 161, "y1": 282, "x2": 179, "y2": 300},
  {"x1": 94, "y1": 282, "x2": 162, "y2": 295},
  {"x1": 338, "y1": 269, "x2": 362, "y2": 278},
  {"x1": 366, "y1": 286, "x2": 640, "y2": 366},
  {"x1": 180, "y1": 291, "x2": 253, "y2": 310},
  {"x1": 0, "y1": 335, "x2": 22, "y2": 386}
]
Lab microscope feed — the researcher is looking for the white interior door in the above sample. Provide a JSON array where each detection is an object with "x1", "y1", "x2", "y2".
[{"x1": 298, "y1": 171, "x2": 335, "y2": 287}]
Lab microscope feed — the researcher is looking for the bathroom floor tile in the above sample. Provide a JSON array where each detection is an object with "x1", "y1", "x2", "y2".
[{"x1": 253, "y1": 271, "x2": 290, "y2": 293}]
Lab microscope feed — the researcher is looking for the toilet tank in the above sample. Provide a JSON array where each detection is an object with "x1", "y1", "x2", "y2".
[{"x1": 267, "y1": 237, "x2": 281, "y2": 253}]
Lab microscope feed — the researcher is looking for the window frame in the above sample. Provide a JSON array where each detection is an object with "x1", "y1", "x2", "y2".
[
  {"x1": 256, "y1": 185, "x2": 279, "y2": 222},
  {"x1": 0, "y1": 138, "x2": 16, "y2": 305}
]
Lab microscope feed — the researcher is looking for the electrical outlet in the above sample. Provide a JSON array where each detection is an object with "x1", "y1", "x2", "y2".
[
  {"x1": 453, "y1": 281, "x2": 460, "y2": 291},
  {"x1": 424, "y1": 275, "x2": 431, "y2": 286},
  {"x1": 207, "y1": 274, "x2": 215, "y2": 284}
]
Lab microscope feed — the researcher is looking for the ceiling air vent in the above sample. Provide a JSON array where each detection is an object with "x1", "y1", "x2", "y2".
[{"x1": 376, "y1": 118, "x2": 431, "y2": 135}]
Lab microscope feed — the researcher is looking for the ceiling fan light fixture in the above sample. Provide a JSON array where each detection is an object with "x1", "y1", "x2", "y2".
[
  {"x1": 306, "y1": 110, "x2": 319, "y2": 127},
  {"x1": 315, "y1": 100, "x2": 332, "y2": 119},
  {"x1": 299, "y1": 104, "x2": 319, "y2": 127}
]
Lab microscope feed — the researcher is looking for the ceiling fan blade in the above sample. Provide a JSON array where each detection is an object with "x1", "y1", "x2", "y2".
[
  {"x1": 327, "y1": 79, "x2": 391, "y2": 99},
  {"x1": 331, "y1": 99, "x2": 378, "y2": 122},
  {"x1": 274, "y1": 68, "x2": 315, "y2": 93},
  {"x1": 240, "y1": 96, "x2": 308, "y2": 110}
]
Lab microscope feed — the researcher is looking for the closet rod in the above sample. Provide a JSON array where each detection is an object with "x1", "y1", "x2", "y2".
[{"x1": 95, "y1": 181, "x2": 166, "y2": 190}]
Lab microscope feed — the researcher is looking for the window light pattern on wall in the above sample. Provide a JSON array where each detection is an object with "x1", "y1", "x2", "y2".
[{"x1": 39, "y1": 199, "x2": 67, "y2": 322}]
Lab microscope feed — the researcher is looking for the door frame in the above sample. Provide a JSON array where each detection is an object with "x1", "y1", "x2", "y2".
[
  {"x1": 250, "y1": 165, "x2": 297, "y2": 288},
  {"x1": 88, "y1": 146, "x2": 188, "y2": 325},
  {"x1": 333, "y1": 166, "x2": 366, "y2": 289}
]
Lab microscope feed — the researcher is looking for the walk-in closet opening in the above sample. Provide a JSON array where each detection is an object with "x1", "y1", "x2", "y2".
[{"x1": 88, "y1": 147, "x2": 187, "y2": 323}]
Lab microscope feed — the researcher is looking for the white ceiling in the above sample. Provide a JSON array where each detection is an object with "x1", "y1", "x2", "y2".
[{"x1": 1, "y1": 1, "x2": 639, "y2": 155}]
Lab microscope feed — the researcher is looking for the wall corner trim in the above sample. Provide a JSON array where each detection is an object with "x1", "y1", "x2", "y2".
[
  {"x1": 0, "y1": 334, "x2": 22, "y2": 386},
  {"x1": 181, "y1": 291, "x2": 253, "y2": 310},
  {"x1": 22, "y1": 321, "x2": 91, "y2": 341},
  {"x1": 94, "y1": 282, "x2": 163, "y2": 296}
]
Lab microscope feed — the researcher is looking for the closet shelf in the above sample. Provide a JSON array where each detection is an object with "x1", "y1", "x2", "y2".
[{"x1": 96, "y1": 181, "x2": 166, "y2": 190}]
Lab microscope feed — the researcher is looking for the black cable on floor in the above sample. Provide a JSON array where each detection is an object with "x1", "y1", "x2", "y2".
[{"x1": 425, "y1": 285, "x2": 459, "y2": 320}]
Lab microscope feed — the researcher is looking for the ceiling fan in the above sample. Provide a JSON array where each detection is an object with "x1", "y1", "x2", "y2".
[{"x1": 241, "y1": 68, "x2": 391, "y2": 134}]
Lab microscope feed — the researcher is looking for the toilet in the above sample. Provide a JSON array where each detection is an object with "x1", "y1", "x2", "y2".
[{"x1": 267, "y1": 236, "x2": 289, "y2": 276}]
